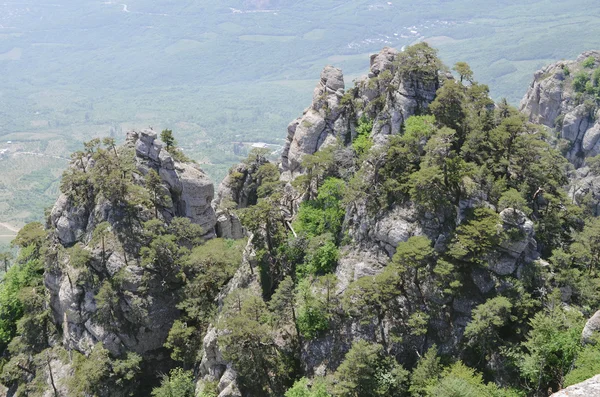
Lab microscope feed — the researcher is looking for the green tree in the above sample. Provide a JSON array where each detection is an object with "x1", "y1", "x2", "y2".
[
  {"x1": 447, "y1": 207, "x2": 504, "y2": 265},
  {"x1": 269, "y1": 276, "x2": 300, "y2": 338},
  {"x1": 161, "y1": 129, "x2": 177, "y2": 151},
  {"x1": 425, "y1": 362, "x2": 514, "y2": 397},
  {"x1": 396, "y1": 42, "x2": 442, "y2": 83},
  {"x1": 464, "y1": 297, "x2": 513, "y2": 359},
  {"x1": 286, "y1": 377, "x2": 331, "y2": 397},
  {"x1": 332, "y1": 340, "x2": 408, "y2": 397},
  {"x1": 0, "y1": 252, "x2": 13, "y2": 273},
  {"x1": 517, "y1": 306, "x2": 584, "y2": 394},
  {"x1": 218, "y1": 292, "x2": 292, "y2": 394},
  {"x1": 146, "y1": 169, "x2": 166, "y2": 217},
  {"x1": 583, "y1": 56, "x2": 596, "y2": 68},
  {"x1": 429, "y1": 80, "x2": 467, "y2": 143},
  {"x1": 152, "y1": 368, "x2": 195, "y2": 397},
  {"x1": 409, "y1": 345, "x2": 442, "y2": 397},
  {"x1": 573, "y1": 72, "x2": 590, "y2": 92},
  {"x1": 453, "y1": 62, "x2": 474, "y2": 83}
]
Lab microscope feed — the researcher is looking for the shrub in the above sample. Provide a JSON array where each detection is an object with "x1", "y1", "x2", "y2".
[
  {"x1": 572, "y1": 72, "x2": 590, "y2": 93},
  {"x1": 583, "y1": 56, "x2": 596, "y2": 69}
]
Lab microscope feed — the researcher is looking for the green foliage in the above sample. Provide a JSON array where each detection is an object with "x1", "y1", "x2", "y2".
[
  {"x1": 332, "y1": 340, "x2": 408, "y2": 397},
  {"x1": 409, "y1": 345, "x2": 442, "y2": 397},
  {"x1": 296, "y1": 279, "x2": 329, "y2": 339},
  {"x1": 517, "y1": 306, "x2": 585, "y2": 393},
  {"x1": 583, "y1": 56, "x2": 596, "y2": 68},
  {"x1": 299, "y1": 235, "x2": 339, "y2": 277},
  {"x1": 165, "y1": 320, "x2": 198, "y2": 367},
  {"x1": 68, "y1": 343, "x2": 142, "y2": 396},
  {"x1": 593, "y1": 68, "x2": 600, "y2": 87},
  {"x1": 286, "y1": 377, "x2": 331, "y2": 397},
  {"x1": 464, "y1": 297, "x2": 513, "y2": 357},
  {"x1": 425, "y1": 362, "x2": 516, "y2": 397},
  {"x1": 429, "y1": 79, "x2": 466, "y2": 139},
  {"x1": 0, "y1": 256, "x2": 44, "y2": 354},
  {"x1": 353, "y1": 116, "x2": 374, "y2": 157},
  {"x1": 294, "y1": 177, "x2": 346, "y2": 242},
  {"x1": 588, "y1": 154, "x2": 600, "y2": 175},
  {"x1": 573, "y1": 71, "x2": 590, "y2": 92},
  {"x1": 151, "y1": 368, "x2": 195, "y2": 397},
  {"x1": 12, "y1": 222, "x2": 45, "y2": 251},
  {"x1": 453, "y1": 62, "x2": 474, "y2": 83},
  {"x1": 161, "y1": 129, "x2": 177, "y2": 151},
  {"x1": 256, "y1": 162, "x2": 283, "y2": 198},
  {"x1": 448, "y1": 208, "x2": 504, "y2": 265},
  {"x1": 396, "y1": 42, "x2": 442, "y2": 82},
  {"x1": 218, "y1": 291, "x2": 293, "y2": 394},
  {"x1": 563, "y1": 342, "x2": 600, "y2": 387},
  {"x1": 498, "y1": 188, "x2": 529, "y2": 213}
]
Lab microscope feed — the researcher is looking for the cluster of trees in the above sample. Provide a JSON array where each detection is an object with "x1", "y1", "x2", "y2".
[
  {"x1": 2, "y1": 44, "x2": 600, "y2": 397},
  {"x1": 210, "y1": 44, "x2": 600, "y2": 397}
]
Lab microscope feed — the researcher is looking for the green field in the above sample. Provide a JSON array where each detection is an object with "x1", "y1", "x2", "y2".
[{"x1": 1, "y1": 0, "x2": 600, "y2": 228}]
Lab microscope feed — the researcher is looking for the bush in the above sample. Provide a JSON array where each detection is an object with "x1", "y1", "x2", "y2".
[
  {"x1": 353, "y1": 116, "x2": 374, "y2": 157},
  {"x1": 573, "y1": 72, "x2": 590, "y2": 93},
  {"x1": 152, "y1": 368, "x2": 196, "y2": 397},
  {"x1": 583, "y1": 56, "x2": 596, "y2": 69}
]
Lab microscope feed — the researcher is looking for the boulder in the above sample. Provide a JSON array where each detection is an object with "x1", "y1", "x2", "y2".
[
  {"x1": 582, "y1": 310, "x2": 600, "y2": 344},
  {"x1": 550, "y1": 374, "x2": 600, "y2": 396}
]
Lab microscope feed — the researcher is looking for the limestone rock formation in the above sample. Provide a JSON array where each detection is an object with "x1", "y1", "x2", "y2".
[
  {"x1": 550, "y1": 374, "x2": 600, "y2": 396},
  {"x1": 45, "y1": 129, "x2": 217, "y2": 378},
  {"x1": 51, "y1": 129, "x2": 216, "y2": 246},
  {"x1": 582, "y1": 310, "x2": 600, "y2": 344},
  {"x1": 355, "y1": 47, "x2": 440, "y2": 137},
  {"x1": 281, "y1": 65, "x2": 347, "y2": 175},
  {"x1": 520, "y1": 50, "x2": 600, "y2": 168}
]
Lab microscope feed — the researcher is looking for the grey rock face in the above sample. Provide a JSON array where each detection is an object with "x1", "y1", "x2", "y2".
[
  {"x1": 50, "y1": 194, "x2": 89, "y2": 246},
  {"x1": 520, "y1": 50, "x2": 600, "y2": 168},
  {"x1": 550, "y1": 374, "x2": 600, "y2": 396},
  {"x1": 582, "y1": 310, "x2": 600, "y2": 344},
  {"x1": 569, "y1": 167, "x2": 600, "y2": 216},
  {"x1": 355, "y1": 47, "x2": 440, "y2": 137},
  {"x1": 282, "y1": 66, "x2": 346, "y2": 174},
  {"x1": 215, "y1": 209, "x2": 245, "y2": 240},
  {"x1": 45, "y1": 129, "x2": 217, "y2": 361},
  {"x1": 490, "y1": 208, "x2": 538, "y2": 276},
  {"x1": 214, "y1": 156, "x2": 269, "y2": 210}
]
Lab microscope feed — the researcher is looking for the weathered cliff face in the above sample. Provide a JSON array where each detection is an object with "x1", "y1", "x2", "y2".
[
  {"x1": 281, "y1": 47, "x2": 441, "y2": 179},
  {"x1": 355, "y1": 47, "x2": 439, "y2": 138},
  {"x1": 281, "y1": 65, "x2": 348, "y2": 176},
  {"x1": 44, "y1": 130, "x2": 217, "y2": 384},
  {"x1": 51, "y1": 129, "x2": 216, "y2": 247},
  {"x1": 520, "y1": 50, "x2": 600, "y2": 168}
]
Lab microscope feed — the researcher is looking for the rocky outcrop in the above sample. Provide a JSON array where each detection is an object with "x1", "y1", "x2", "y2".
[
  {"x1": 569, "y1": 166, "x2": 600, "y2": 215},
  {"x1": 281, "y1": 66, "x2": 347, "y2": 175},
  {"x1": 282, "y1": 46, "x2": 442, "y2": 178},
  {"x1": 44, "y1": 129, "x2": 218, "y2": 391},
  {"x1": 520, "y1": 50, "x2": 600, "y2": 168},
  {"x1": 51, "y1": 129, "x2": 216, "y2": 246},
  {"x1": 550, "y1": 374, "x2": 600, "y2": 396},
  {"x1": 197, "y1": 238, "x2": 259, "y2": 396},
  {"x1": 582, "y1": 310, "x2": 600, "y2": 344},
  {"x1": 355, "y1": 47, "x2": 439, "y2": 138}
]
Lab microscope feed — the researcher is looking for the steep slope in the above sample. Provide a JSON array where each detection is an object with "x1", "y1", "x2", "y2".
[
  {"x1": 3, "y1": 45, "x2": 600, "y2": 397},
  {"x1": 199, "y1": 43, "x2": 591, "y2": 397}
]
